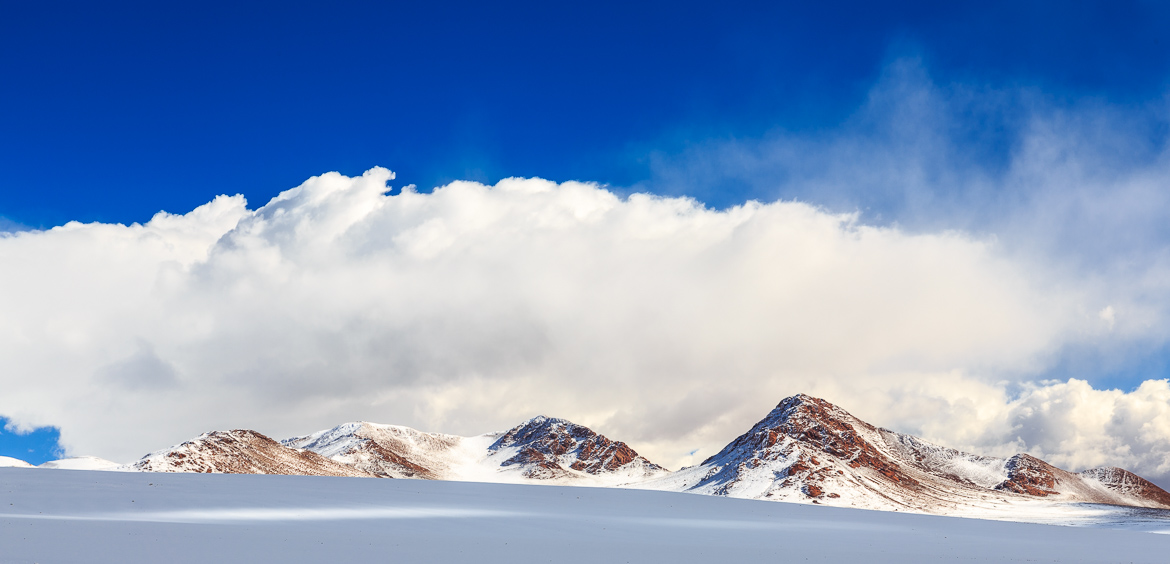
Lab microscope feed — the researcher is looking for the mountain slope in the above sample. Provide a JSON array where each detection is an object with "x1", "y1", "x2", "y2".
[
  {"x1": 133, "y1": 429, "x2": 372, "y2": 477},
  {"x1": 282, "y1": 422, "x2": 472, "y2": 479},
  {"x1": 640, "y1": 394, "x2": 1170, "y2": 515}
]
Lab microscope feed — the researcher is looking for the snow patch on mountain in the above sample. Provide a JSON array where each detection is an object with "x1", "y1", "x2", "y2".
[{"x1": 0, "y1": 455, "x2": 33, "y2": 468}]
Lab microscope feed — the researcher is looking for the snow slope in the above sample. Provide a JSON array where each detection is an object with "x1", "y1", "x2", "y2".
[
  {"x1": 1, "y1": 467, "x2": 1167, "y2": 563},
  {"x1": 39, "y1": 456, "x2": 125, "y2": 471},
  {"x1": 0, "y1": 455, "x2": 33, "y2": 468}
]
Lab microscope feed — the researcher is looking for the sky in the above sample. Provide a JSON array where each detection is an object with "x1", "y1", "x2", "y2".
[{"x1": 4, "y1": 1, "x2": 1170, "y2": 484}]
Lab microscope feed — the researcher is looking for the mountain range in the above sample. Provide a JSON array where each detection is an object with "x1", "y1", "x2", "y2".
[{"x1": 9, "y1": 393, "x2": 1169, "y2": 519}]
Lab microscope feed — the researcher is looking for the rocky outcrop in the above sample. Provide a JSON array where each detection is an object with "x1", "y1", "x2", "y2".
[
  {"x1": 995, "y1": 454, "x2": 1062, "y2": 496},
  {"x1": 490, "y1": 416, "x2": 667, "y2": 480}
]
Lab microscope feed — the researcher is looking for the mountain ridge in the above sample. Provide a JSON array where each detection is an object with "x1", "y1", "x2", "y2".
[
  {"x1": 25, "y1": 393, "x2": 1170, "y2": 522},
  {"x1": 639, "y1": 393, "x2": 1170, "y2": 514}
]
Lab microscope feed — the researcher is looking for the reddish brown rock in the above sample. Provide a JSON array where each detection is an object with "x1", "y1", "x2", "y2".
[
  {"x1": 492, "y1": 416, "x2": 665, "y2": 479},
  {"x1": 133, "y1": 430, "x2": 372, "y2": 477}
]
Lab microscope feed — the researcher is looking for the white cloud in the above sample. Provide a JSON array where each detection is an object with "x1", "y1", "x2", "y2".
[
  {"x1": 4, "y1": 62, "x2": 1170, "y2": 482},
  {"x1": 3, "y1": 166, "x2": 1167, "y2": 486}
]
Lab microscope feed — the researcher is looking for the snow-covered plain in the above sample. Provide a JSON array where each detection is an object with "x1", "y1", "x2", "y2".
[{"x1": 2, "y1": 468, "x2": 1168, "y2": 563}]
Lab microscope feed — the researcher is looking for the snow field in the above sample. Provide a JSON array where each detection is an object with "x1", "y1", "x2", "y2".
[{"x1": 2, "y1": 467, "x2": 1169, "y2": 564}]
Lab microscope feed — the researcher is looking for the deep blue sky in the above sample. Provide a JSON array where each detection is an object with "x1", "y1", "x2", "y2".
[
  {"x1": 0, "y1": 417, "x2": 63, "y2": 465},
  {"x1": 3, "y1": 1, "x2": 1169, "y2": 228},
  {"x1": 3, "y1": 1, "x2": 1170, "y2": 461}
]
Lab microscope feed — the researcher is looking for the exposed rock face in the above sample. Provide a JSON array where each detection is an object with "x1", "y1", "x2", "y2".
[
  {"x1": 995, "y1": 454, "x2": 1061, "y2": 496},
  {"x1": 489, "y1": 416, "x2": 666, "y2": 480},
  {"x1": 642, "y1": 394, "x2": 1170, "y2": 514},
  {"x1": 132, "y1": 430, "x2": 372, "y2": 477}
]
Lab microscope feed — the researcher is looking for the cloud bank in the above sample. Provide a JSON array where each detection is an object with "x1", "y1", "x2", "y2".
[
  {"x1": 6, "y1": 59, "x2": 1170, "y2": 484},
  {"x1": 1, "y1": 163, "x2": 1164, "y2": 484}
]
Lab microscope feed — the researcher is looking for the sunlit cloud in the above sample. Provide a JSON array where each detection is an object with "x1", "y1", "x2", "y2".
[{"x1": 4, "y1": 61, "x2": 1170, "y2": 485}]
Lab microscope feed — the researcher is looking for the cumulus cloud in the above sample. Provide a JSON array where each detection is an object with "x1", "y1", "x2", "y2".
[
  {"x1": 0, "y1": 165, "x2": 1163, "y2": 485},
  {"x1": 5, "y1": 60, "x2": 1170, "y2": 484}
]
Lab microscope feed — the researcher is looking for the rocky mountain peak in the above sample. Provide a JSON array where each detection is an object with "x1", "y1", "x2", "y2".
[
  {"x1": 697, "y1": 393, "x2": 918, "y2": 495},
  {"x1": 490, "y1": 416, "x2": 665, "y2": 479}
]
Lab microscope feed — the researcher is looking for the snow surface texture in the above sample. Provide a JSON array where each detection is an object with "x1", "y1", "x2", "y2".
[{"x1": 1, "y1": 468, "x2": 1168, "y2": 564}]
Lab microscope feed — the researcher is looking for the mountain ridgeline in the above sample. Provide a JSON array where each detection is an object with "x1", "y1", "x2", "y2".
[{"x1": 99, "y1": 394, "x2": 1170, "y2": 516}]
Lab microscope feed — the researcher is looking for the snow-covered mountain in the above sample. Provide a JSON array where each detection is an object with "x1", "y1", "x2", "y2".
[
  {"x1": 38, "y1": 456, "x2": 124, "y2": 471},
  {"x1": 100, "y1": 393, "x2": 1170, "y2": 523},
  {"x1": 486, "y1": 416, "x2": 666, "y2": 482},
  {"x1": 639, "y1": 394, "x2": 1170, "y2": 515},
  {"x1": 280, "y1": 416, "x2": 668, "y2": 485},
  {"x1": 282, "y1": 422, "x2": 466, "y2": 479},
  {"x1": 132, "y1": 429, "x2": 372, "y2": 477},
  {"x1": 0, "y1": 455, "x2": 33, "y2": 468}
]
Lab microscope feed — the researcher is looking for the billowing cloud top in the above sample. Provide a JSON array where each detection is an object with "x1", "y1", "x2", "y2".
[{"x1": 2, "y1": 167, "x2": 1168, "y2": 484}]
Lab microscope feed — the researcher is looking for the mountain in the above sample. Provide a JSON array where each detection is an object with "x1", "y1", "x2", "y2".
[
  {"x1": 281, "y1": 416, "x2": 668, "y2": 485},
  {"x1": 1079, "y1": 466, "x2": 1170, "y2": 507},
  {"x1": 282, "y1": 422, "x2": 474, "y2": 480},
  {"x1": 115, "y1": 395, "x2": 1170, "y2": 521},
  {"x1": 132, "y1": 429, "x2": 372, "y2": 477},
  {"x1": 486, "y1": 416, "x2": 667, "y2": 481},
  {"x1": 640, "y1": 394, "x2": 1170, "y2": 514}
]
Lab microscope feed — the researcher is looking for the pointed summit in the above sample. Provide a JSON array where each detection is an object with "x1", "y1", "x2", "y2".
[{"x1": 490, "y1": 416, "x2": 667, "y2": 480}]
